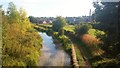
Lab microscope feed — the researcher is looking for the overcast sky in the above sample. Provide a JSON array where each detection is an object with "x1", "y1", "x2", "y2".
[{"x1": 0, "y1": 0, "x2": 95, "y2": 17}]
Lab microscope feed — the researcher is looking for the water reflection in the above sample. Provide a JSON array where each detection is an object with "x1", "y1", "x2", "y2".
[{"x1": 38, "y1": 32, "x2": 71, "y2": 66}]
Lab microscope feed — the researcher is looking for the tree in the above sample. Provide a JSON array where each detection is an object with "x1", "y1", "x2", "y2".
[
  {"x1": 92, "y1": 2, "x2": 120, "y2": 66},
  {"x1": 0, "y1": 5, "x2": 4, "y2": 15},
  {"x1": 92, "y1": 2, "x2": 119, "y2": 54},
  {"x1": 19, "y1": 7, "x2": 31, "y2": 31},
  {"x1": 92, "y1": 2, "x2": 119, "y2": 43},
  {"x1": 75, "y1": 24, "x2": 92, "y2": 36},
  {"x1": 7, "y1": 2, "x2": 20, "y2": 23},
  {"x1": 29, "y1": 16, "x2": 38, "y2": 23},
  {"x1": 2, "y1": 2, "x2": 42, "y2": 66},
  {"x1": 52, "y1": 16, "x2": 66, "y2": 32},
  {"x1": 19, "y1": 7, "x2": 28, "y2": 23}
]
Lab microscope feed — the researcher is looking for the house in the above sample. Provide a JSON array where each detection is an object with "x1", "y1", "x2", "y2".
[
  {"x1": 43, "y1": 20, "x2": 47, "y2": 24},
  {"x1": 39, "y1": 20, "x2": 52, "y2": 24}
]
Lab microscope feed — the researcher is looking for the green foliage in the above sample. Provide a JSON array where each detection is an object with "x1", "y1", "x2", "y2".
[
  {"x1": 29, "y1": 16, "x2": 38, "y2": 23},
  {"x1": 58, "y1": 35, "x2": 71, "y2": 52},
  {"x1": 52, "y1": 32, "x2": 59, "y2": 39},
  {"x1": 91, "y1": 2, "x2": 119, "y2": 67},
  {"x1": 28, "y1": 16, "x2": 54, "y2": 24},
  {"x1": 2, "y1": 2, "x2": 42, "y2": 66},
  {"x1": 46, "y1": 29, "x2": 53, "y2": 36},
  {"x1": 75, "y1": 24, "x2": 92, "y2": 36},
  {"x1": 92, "y1": 58, "x2": 118, "y2": 67},
  {"x1": 75, "y1": 47, "x2": 84, "y2": 66},
  {"x1": 63, "y1": 25, "x2": 75, "y2": 33},
  {"x1": 7, "y1": 2, "x2": 20, "y2": 23},
  {"x1": 58, "y1": 28, "x2": 64, "y2": 35},
  {"x1": 38, "y1": 23, "x2": 52, "y2": 28},
  {"x1": 52, "y1": 16, "x2": 66, "y2": 32},
  {"x1": 34, "y1": 24, "x2": 52, "y2": 33},
  {"x1": 52, "y1": 32, "x2": 72, "y2": 52},
  {"x1": 93, "y1": 2, "x2": 119, "y2": 47},
  {"x1": 87, "y1": 29, "x2": 106, "y2": 40},
  {"x1": 36, "y1": 26, "x2": 47, "y2": 32}
]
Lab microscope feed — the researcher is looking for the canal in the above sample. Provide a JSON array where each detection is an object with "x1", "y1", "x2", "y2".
[{"x1": 38, "y1": 32, "x2": 71, "y2": 66}]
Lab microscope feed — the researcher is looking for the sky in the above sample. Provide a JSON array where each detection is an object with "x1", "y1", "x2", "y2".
[{"x1": 0, "y1": 0, "x2": 95, "y2": 17}]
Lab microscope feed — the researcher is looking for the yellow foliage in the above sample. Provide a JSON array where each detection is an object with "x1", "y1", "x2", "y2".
[{"x1": 2, "y1": 11, "x2": 42, "y2": 66}]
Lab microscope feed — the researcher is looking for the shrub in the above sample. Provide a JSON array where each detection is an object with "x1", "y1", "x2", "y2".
[
  {"x1": 87, "y1": 29, "x2": 106, "y2": 40},
  {"x1": 2, "y1": 19, "x2": 42, "y2": 66},
  {"x1": 58, "y1": 28, "x2": 64, "y2": 35},
  {"x1": 82, "y1": 34, "x2": 99, "y2": 46},
  {"x1": 81, "y1": 34, "x2": 104, "y2": 56},
  {"x1": 53, "y1": 32, "x2": 59, "y2": 39},
  {"x1": 58, "y1": 35, "x2": 71, "y2": 52},
  {"x1": 46, "y1": 29, "x2": 53, "y2": 36},
  {"x1": 75, "y1": 24, "x2": 92, "y2": 36}
]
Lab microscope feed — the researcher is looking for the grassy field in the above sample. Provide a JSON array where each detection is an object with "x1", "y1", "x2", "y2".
[
  {"x1": 63, "y1": 25, "x2": 75, "y2": 33},
  {"x1": 38, "y1": 24, "x2": 52, "y2": 28}
]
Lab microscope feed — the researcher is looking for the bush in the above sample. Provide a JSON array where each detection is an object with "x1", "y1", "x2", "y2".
[
  {"x1": 58, "y1": 35, "x2": 71, "y2": 52},
  {"x1": 87, "y1": 29, "x2": 106, "y2": 41},
  {"x1": 46, "y1": 29, "x2": 53, "y2": 36},
  {"x1": 75, "y1": 24, "x2": 92, "y2": 36},
  {"x1": 58, "y1": 28, "x2": 64, "y2": 35},
  {"x1": 81, "y1": 34, "x2": 104, "y2": 56},
  {"x1": 2, "y1": 19, "x2": 42, "y2": 66},
  {"x1": 52, "y1": 32, "x2": 59, "y2": 39}
]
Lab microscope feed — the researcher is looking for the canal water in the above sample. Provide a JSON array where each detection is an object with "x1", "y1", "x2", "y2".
[{"x1": 38, "y1": 32, "x2": 71, "y2": 66}]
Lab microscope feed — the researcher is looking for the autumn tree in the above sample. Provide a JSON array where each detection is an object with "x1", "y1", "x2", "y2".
[
  {"x1": 2, "y1": 2, "x2": 42, "y2": 66},
  {"x1": 19, "y1": 7, "x2": 31, "y2": 31}
]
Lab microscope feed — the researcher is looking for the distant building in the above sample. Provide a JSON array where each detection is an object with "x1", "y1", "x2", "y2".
[
  {"x1": 43, "y1": 21, "x2": 47, "y2": 24},
  {"x1": 49, "y1": 20, "x2": 52, "y2": 23},
  {"x1": 65, "y1": 16, "x2": 92, "y2": 24},
  {"x1": 39, "y1": 20, "x2": 52, "y2": 24}
]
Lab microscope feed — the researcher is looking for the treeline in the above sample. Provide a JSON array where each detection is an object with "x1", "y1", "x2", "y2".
[
  {"x1": 29, "y1": 16, "x2": 92, "y2": 24},
  {"x1": 29, "y1": 16, "x2": 54, "y2": 23},
  {"x1": 2, "y1": 2, "x2": 42, "y2": 66}
]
